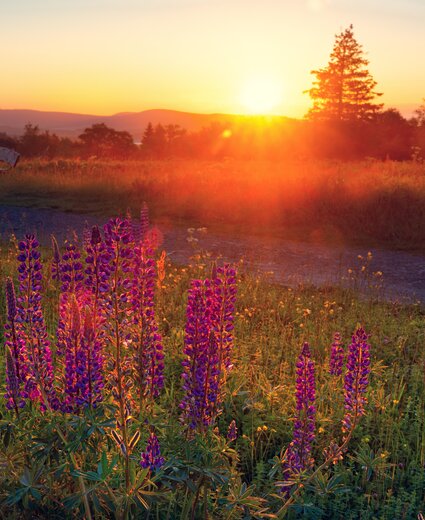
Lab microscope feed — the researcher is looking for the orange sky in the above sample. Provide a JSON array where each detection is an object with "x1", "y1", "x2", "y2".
[{"x1": 1, "y1": 0, "x2": 424, "y2": 118}]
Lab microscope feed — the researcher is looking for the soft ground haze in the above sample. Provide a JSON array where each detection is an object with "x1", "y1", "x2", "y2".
[{"x1": 1, "y1": 0, "x2": 424, "y2": 117}]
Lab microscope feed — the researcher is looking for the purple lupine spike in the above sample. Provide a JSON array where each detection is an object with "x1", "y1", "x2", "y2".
[
  {"x1": 62, "y1": 297, "x2": 82, "y2": 412},
  {"x1": 60, "y1": 242, "x2": 84, "y2": 294},
  {"x1": 51, "y1": 235, "x2": 61, "y2": 282},
  {"x1": 227, "y1": 420, "x2": 238, "y2": 442},
  {"x1": 131, "y1": 244, "x2": 164, "y2": 406},
  {"x1": 180, "y1": 280, "x2": 220, "y2": 431},
  {"x1": 211, "y1": 264, "x2": 237, "y2": 376},
  {"x1": 103, "y1": 217, "x2": 134, "y2": 415},
  {"x1": 16, "y1": 235, "x2": 59, "y2": 411},
  {"x1": 56, "y1": 241, "x2": 86, "y2": 403},
  {"x1": 4, "y1": 347, "x2": 23, "y2": 413},
  {"x1": 6, "y1": 277, "x2": 17, "y2": 321},
  {"x1": 329, "y1": 332, "x2": 345, "y2": 376},
  {"x1": 3, "y1": 278, "x2": 26, "y2": 410},
  {"x1": 342, "y1": 327, "x2": 371, "y2": 438},
  {"x1": 75, "y1": 308, "x2": 104, "y2": 408},
  {"x1": 140, "y1": 431, "x2": 164, "y2": 472},
  {"x1": 282, "y1": 342, "x2": 316, "y2": 492}
]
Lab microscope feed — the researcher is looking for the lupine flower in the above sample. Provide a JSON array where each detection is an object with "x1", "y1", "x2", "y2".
[
  {"x1": 4, "y1": 279, "x2": 27, "y2": 411},
  {"x1": 180, "y1": 280, "x2": 220, "y2": 431},
  {"x1": 211, "y1": 264, "x2": 237, "y2": 377},
  {"x1": 4, "y1": 347, "x2": 23, "y2": 412},
  {"x1": 55, "y1": 241, "x2": 87, "y2": 411},
  {"x1": 103, "y1": 218, "x2": 134, "y2": 415},
  {"x1": 75, "y1": 308, "x2": 104, "y2": 408},
  {"x1": 342, "y1": 327, "x2": 371, "y2": 437},
  {"x1": 61, "y1": 297, "x2": 104, "y2": 412},
  {"x1": 59, "y1": 242, "x2": 84, "y2": 294},
  {"x1": 84, "y1": 226, "x2": 110, "y2": 304},
  {"x1": 227, "y1": 420, "x2": 238, "y2": 442},
  {"x1": 282, "y1": 343, "x2": 316, "y2": 491},
  {"x1": 62, "y1": 296, "x2": 82, "y2": 411},
  {"x1": 131, "y1": 244, "x2": 164, "y2": 405},
  {"x1": 140, "y1": 431, "x2": 164, "y2": 472},
  {"x1": 56, "y1": 242, "x2": 85, "y2": 349},
  {"x1": 16, "y1": 235, "x2": 59, "y2": 411},
  {"x1": 323, "y1": 440, "x2": 344, "y2": 465},
  {"x1": 329, "y1": 332, "x2": 345, "y2": 376},
  {"x1": 4, "y1": 278, "x2": 25, "y2": 380}
]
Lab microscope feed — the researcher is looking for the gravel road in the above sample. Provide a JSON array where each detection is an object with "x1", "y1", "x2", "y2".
[{"x1": 1, "y1": 205, "x2": 424, "y2": 303}]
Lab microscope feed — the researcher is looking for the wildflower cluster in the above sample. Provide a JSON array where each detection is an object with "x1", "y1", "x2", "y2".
[
  {"x1": 3, "y1": 216, "x2": 165, "y2": 418},
  {"x1": 282, "y1": 342, "x2": 316, "y2": 489},
  {"x1": 281, "y1": 328, "x2": 371, "y2": 497},
  {"x1": 180, "y1": 264, "x2": 237, "y2": 432}
]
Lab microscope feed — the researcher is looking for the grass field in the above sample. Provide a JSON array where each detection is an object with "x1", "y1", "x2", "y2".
[
  {"x1": 1, "y1": 158, "x2": 425, "y2": 250},
  {"x1": 0, "y1": 223, "x2": 424, "y2": 519}
]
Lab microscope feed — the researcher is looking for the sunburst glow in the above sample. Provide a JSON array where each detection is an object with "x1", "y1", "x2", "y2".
[{"x1": 240, "y1": 77, "x2": 283, "y2": 115}]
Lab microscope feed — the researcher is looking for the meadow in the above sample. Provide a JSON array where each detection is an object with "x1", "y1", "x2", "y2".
[
  {"x1": 1, "y1": 158, "x2": 425, "y2": 250},
  {"x1": 0, "y1": 211, "x2": 424, "y2": 519}
]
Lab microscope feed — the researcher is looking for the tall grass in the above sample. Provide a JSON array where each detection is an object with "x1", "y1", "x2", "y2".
[{"x1": 1, "y1": 158, "x2": 425, "y2": 249}]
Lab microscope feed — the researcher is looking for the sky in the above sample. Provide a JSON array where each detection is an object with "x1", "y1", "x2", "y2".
[{"x1": 1, "y1": 0, "x2": 424, "y2": 118}]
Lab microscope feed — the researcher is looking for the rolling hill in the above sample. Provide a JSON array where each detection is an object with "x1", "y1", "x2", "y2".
[{"x1": 0, "y1": 108, "x2": 287, "y2": 140}]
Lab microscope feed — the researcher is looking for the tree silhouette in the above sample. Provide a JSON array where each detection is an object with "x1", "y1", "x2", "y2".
[
  {"x1": 306, "y1": 25, "x2": 383, "y2": 121},
  {"x1": 79, "y1": 123, "x2": 136, "y2": 159},
  {"x1": 413, "y1": 99, "x2": 425, "y2": 127},
  {"x1": 141, "y1": 122, "x2": 155, "y2": 150}
]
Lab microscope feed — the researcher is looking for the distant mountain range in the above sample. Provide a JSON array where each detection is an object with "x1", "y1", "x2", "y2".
[{"x1": 0, "y1": 108, "x2": 289, "y2": 139}]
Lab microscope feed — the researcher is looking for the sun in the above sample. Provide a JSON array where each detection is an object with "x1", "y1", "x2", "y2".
[{"x1": 240, "y1": 77, "x2": 283, "y2": 115}]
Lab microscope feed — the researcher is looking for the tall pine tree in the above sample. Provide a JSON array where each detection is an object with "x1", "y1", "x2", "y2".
[{"x1": 306, "y1": 25, "x2": 383, "y2": 121}]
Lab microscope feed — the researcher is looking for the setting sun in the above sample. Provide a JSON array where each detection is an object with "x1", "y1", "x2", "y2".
[{"x1": 240, "y1": 77, "x2": 283, "y2": 115}]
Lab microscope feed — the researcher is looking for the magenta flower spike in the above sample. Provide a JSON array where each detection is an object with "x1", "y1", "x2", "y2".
[
  {"x1": 103, "y1": 217, "x2": 134, "y2": 413},
  {"x1": 180, "y1": 279, "x2": 220, "y2": 431},
  {"x1": 75, "y1": 308, "x2": 104, "y2": 408},
  {"x1": 211, "y1": 264, "x2": 237, "y2": 377},
  {"x1": 3, "y1": 278, "x2": 27, "y2": 411},
  {"x1": 342, "y1": 327, "x2": 371, "y2": 437},
  {"x1": 282, "y1": 342, "x2": 316, "y2": 492},
  {"x1": 329, "y1": 332, "x2": 345, "y2": 376},
  {"x1": 140, "y1": 431, "x2": 164, "y2": 472},
  {"x1": 131, "y1": 243, "x2": 164, "y2": 405},
  {"x1": 16, "y1": 235, "x2": 59, "y2": 411},
  {"x1": 84, "y1": 225, "x2": 110, "y2": 324}
]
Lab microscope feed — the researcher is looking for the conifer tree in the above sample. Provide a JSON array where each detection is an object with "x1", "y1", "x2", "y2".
[{"x1": 306, "y1": 25, "x2": 383, "y2": 121}]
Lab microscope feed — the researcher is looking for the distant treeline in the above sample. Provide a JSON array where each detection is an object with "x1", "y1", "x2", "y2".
[{"x1": 1, "y1": 108, "x2": 425, "y2": 161}]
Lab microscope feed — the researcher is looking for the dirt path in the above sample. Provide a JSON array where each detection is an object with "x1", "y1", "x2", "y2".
[{"x1": 1, "y1": 205, "x2": 424, "y2": 303}]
